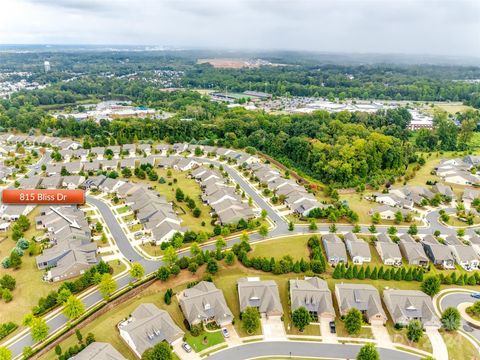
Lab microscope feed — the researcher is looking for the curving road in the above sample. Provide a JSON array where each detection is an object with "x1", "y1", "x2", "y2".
[
  {"x1": 3, "y1": 155, "x2": 479, "y2": 358},
  {"x1": 440, "y1": 292, "x2": 480, "y2": 344},
  {"x1": 206, "y1": 341, "x2": 421, "y2": 360}
]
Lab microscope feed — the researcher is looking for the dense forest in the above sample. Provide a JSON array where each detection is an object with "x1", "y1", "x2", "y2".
[{"x1": 1, "y1": 50, "x2": 480, "y2": 187}]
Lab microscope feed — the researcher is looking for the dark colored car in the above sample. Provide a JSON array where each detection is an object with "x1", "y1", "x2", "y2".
[{"x1": 329, "y1": 321, "x2": 336, "y2": 334}]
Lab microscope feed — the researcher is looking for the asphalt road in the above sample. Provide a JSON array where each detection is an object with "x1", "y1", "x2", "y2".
[
  {"x1": 3, "y1": 155, "x2": 479, "y2": 358},
  {"x1": 206, "y1": 341, "x2": 421, "y2": 360},
  {"x1": 440, "y1": 292, "x2": 480, "y2": 343}
]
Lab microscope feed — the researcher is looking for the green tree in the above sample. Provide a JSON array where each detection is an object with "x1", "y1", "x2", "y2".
[
  {"x1": 421, "y1": 275, "x2": 441, "y2": 296},
  {"x1": 441, "y1": 307, "x2": 461, "y2": 331},
  {"x1": 215, "y1": 237, "x2": 227, "y2": 251},
  {"x1": 356, "y1": 343, "x2": 379, "y2": 360},
  {"x1": 63, "y1": 295, "x2": 85, "y2": 320},
  {"x1": 98, "y1": 273, "x2": 117, "y2": 299},
  {"x1": 407, "y1": 320, "x2": 423, "y2": 342},
  {"x1": 30, "y1": 317, "x2": 49, "y2": 342},
  {"x1": 0, "y1": 347, "x2": 12, "y2": 360},
  {"x1": 141, "y1": 341, "x2": 173, "y2": 360},
  {"x1": 344, "y1": 308, "x2": 362, "y2": 335},
  {"x1": 258, "y1": 225, "x2": 269, "y2": 237},
  {"x1": 292, "y1": 306, "x2": 311, "y2": 331},
  {"x1": 129, "y1": 263, "x2": 145, "y2": 280},
  {"x1": 163, "y1": 246, "x2": 178, "y2": 266},
  {"x1": 260, "y1": 209, "x2": 268, "y2": 220},
  {"x1": 242, "y1": 306, "x2": 260, "y2": 334},
  {"x1": 288, "y1": 221, "x2": 294, "y2": 231},
  {"x1": 371, "y1": 212, "x2": 380, "y2": 224}
]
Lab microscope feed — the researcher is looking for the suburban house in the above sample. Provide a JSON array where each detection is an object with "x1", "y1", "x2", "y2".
[
  {"x1": 443, "y1": 171, "x2": 480, "y2": 186},
  {"x1": 122, "y1": 144, "x2": 136, "y2": 157},
  {"x1": 17, "y1": 175, "x2": 42, "y2": 189},
  {"x1": 375, "y1": 233, "x2": 402, "y2": 266},
  {"x1": 373, "y1": 193, "x2": 413, "y2": 209},
  {"x1": 335, "y1": 284, "x2": 387, "y2": 324},
  {"x1": 398, "y1": 234, "x2": 429, "y2": 266},
  {"x1": 35, "y1": 206, "x2": 97, "y2": 282},
  {"x1": 289, "y1": 277, "x2": 335, "y2": 321},
  {"x1": 369, "y1": 205, "x2": 411, "y2": 220},
  {"x1": 71, "y1": 342, "x2": 126, "y2": 360},
  {"x1": 421, "y1": 235, "x2": 455, "y2": 269},
  {"x1": 444, "y1": 235, "x2": 479, "y2": 271},
  {"x1": 120, "y1": 158, "x2": 137, "y2": 170},
  {"x1": 383, "y1": 290, "x2": 441, "y2": 328},
  {"x1": 118, "y1": 303, "x2": 184, "y2": 358},
  {"x1": 39, "y1": 175, "x2": 63, "y2": 189},
  {"x1": 431, "y1": 183, "x2": 454, "y2": 198},
  {"x1": 322, "y1": 234, "x2": 348, "y2": 265},
  {"x1": 344, "y1": 232, "x2": 371, "y2": 264},
  {"x1": 463, "y1": 188, "x2": 480, "y2": 210},
  {"x1": 237, "y1": 277, "x2": 283, "y2": 317},
  {"x1": 0, "y1": 204, "x2": 34, "y2": 221},
  {"x1": 470, "y1": 235, "x2": 480, "y2": 257},
  {"x1": 178, "y1": 281, "x2": 233, "y2": 326},
  {"x1": 62, "y1": 175, "x2": 86, "y2": 190}
]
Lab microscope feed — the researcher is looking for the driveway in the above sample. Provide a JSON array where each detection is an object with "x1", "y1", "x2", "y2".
[
  {"x1": 320, "y1": 317, "x2": 337, "y2": 343},
  {"x1": 224, "y1": 324, "x2": 242, "y2": 346},
  {"x1": 425, "y1": 326, "x2": 448, "y2": 360},
  {"x1": 371, "y1": 322, "x2": 393, "y2": 349},
  {"x1": 261, "y1": 316, "x2": 286, "y2": 340},
  {"x1": 172, "y1": 341, "x2": 200, "y2": 360}
]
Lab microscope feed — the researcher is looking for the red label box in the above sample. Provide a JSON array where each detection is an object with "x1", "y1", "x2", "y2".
[{"x1": 2, "y1": 189, "x2": 85, "y2": 205}]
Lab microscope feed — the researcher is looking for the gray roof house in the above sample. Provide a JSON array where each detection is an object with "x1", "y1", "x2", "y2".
[
  {"x1": 398, "y1": 234, "x2": 429, "y2": 266},
  {"x1": 344, "y1": 232, "x2": 371, "y2": 264},
  {"x1": 375, "y1": 234, "x2": 402, "y2": 266},
  {"x1": 118, "y1": 303, "x2": 184, "y2": 358},
  {"x1": 335, "y1": 284, "x2": 387, "y2": 324},
  {"x1": 178, "y1": 281, "x2": 233, "y2": 326},
  {"x1": 462, "y1": 188, "x2": 480, "y2": 209},
  {"x1": 289, "y1": 277, "x2": 335, "y2": 320},
  {"x1": 421, "y1": 235, "x2": 455, "y2": 269},
  {"x1": 71, "y1": 342, "x2": 126, "y2": 360},
  {"x1": 322, "y1": 234, "x2": 347, "y2": 265},
  {"x1": 431, "y1": 183, "x2": 454, "y2": 198},
  {"x1": 237, "y1": 277, "x2": 283, "y2": 317},
  {"x1": 383, "y1": 290, "x2": 441, "y2": 328}
]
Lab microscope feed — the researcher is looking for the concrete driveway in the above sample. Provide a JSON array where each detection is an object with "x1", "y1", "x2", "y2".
[
  {"x1": 320, "y1": 317, "x2": 337, "y2": 343},
  {"x1": 224, "y1": 324, "x2": 242, "y2": 346},
  {"x1": 371, "y1": 322, "x2": 393, "y2": 349},
  {"x1": 261, "y1": 316, "x2": 286, "y2": 340},
  {"x1": 173, "y1": 341, "x2": 200, "y2": 360},
  {"x1": 425, "y1": 326, "x2": 448, "y2": 360}
]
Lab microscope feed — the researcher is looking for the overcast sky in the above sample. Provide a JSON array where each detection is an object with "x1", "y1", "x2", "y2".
[{"x1": 0, "y1": 0, "x2": 479, "y2": 57}]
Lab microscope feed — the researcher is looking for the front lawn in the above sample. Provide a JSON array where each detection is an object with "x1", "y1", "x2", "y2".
[
  {"x1": 185, "y1": 330, "x2": 225, "y2": 353},
  {"x1": 440, "y1": 330, "x2": 479, "y2": 360},
  {"x1": 386, "y1": 322, "x2": 432, "y2": 354}
]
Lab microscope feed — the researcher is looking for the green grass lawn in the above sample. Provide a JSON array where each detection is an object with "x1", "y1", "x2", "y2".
[
  {"x1": 108, "y1": 260, "x2": 127, "y2": 276},
  {"x1": 128, "y1": 224, "x2": 143, "y2": 232},
  {"x1": 185, "y1": 330, "x2": 225, "y2": 353},
  {"x1": 386, "y1": 322, "x2": 432, "y2": 354},
  {"x1": 122, "y1": 214, "x2": 135, "y2": 223},
  {"x1": 41, "y1": 270, "x2": 208, "y2": 360},
  {"x1": 440, "y1": 330, "x2": 479, "y2": 360},
  {"x1": 0, "y1": 207, "x2": 62, "y2": 326},
  {"x1": 335, "y1": 322, "x2": 373, "y2": 339},
  {"x1": 130, "y1": 169, "x2": 214, "y2": 234},
  {"x1": 250, "y1": 235, "x2": 311, "y2": 261},
  {"x1": 116, "y1": 206, "x2": 130, "y2": 215}
]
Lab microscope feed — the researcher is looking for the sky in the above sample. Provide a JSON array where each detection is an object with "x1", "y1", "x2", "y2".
[{"x1": 0, "y1": 0, "x2": 479, "y2": 57}]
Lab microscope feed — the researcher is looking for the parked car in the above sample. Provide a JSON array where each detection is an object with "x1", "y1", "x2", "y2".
[
  {"x1": 329, "y1": 321, "x2": 336, "y2": 334},
  {"x1": 182, "y1": 343, "x2": 192, "y2": 353},
  {"x1": 221, "y1": 327, "x2": 230, "y2": 338},
  {"x1": 463, "y1": 324, "x2": 474, "y2": 332},
  {"x1": 471, "y1": 292, "x2": 480, "y2": 299}
]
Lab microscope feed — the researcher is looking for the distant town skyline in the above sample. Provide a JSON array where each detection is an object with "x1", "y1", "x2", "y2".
[{"x1": 0, "y1": 0, "x2": 479, "y2": 57}]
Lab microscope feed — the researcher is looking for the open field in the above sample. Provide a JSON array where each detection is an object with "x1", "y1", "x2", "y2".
[
  {"x1": 250, "y1": 235, "x2": 311, "y2": 261},
  {"x1": 197, "y1": 58, "x2": 258, "y2": 69},
  {"x1": 439, "y1": 329, "x2": 479, "y2": 360}
]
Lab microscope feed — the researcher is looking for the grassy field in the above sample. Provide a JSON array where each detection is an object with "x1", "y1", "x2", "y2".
[
  {"x1": 430, "y1": 103, "x2": 476, "y2": 115},
  {"x1": 130, "y1": 168, "x2": 214, "y2": 234},
  {"x1": 41, "y1": 270, "x2": 208, "y2": 360},
  {"x1": 439, "y1": 329, "x2": 479, "y2": 360},
  {"x1": 386, "y1": 322, "x2": 432, "y2": 353},
  {"x1": 0, "y1": 207, "x2": 62, "y2": 325},
  {"x1": 250, "y1": 235, "x2": 311, "y2": 261}
]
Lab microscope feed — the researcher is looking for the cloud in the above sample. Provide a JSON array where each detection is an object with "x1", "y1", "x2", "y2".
[{"x1": 0, "y1": 0, "x2": 478, "y2": 57}]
